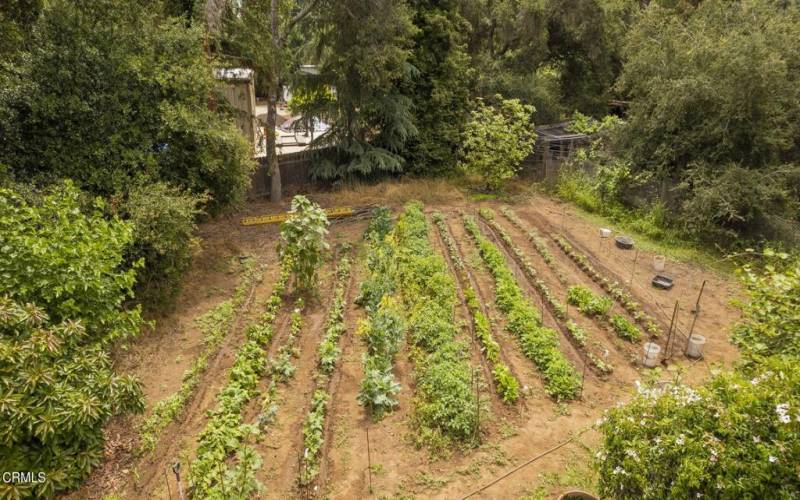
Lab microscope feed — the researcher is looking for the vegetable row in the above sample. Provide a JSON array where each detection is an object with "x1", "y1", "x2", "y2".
[
  {"x1": 433, "y1": 212, "x2": 519, "y2": 403},
  {"x1": 477, "y1": 209, "x2": 613, "y2": 375},
  {"x1": 498, "y1": 206, "x2": 566, "y2": 284},
  {"x1": 188, "y1": 256, "x2": 296, "y2": 498},
  {"x1": 554, "y1": 236, "x2": 661, "y2": 337},
  {"x1": 463, "y1": 214, "x2": 581, "y2": 401},
  {"x1": 299, "y1": 255, "x2": 351, "y2": 486}
]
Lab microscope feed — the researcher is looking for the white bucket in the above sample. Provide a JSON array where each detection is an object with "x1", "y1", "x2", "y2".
[
  {"x1": 643, "y1": 342, "x2": 661, "y2": 368},
  {"x1": 686, "y1": 335, "x2": 706, "y2": 359},
  {"x1": 653, "y1": 255, "x2": 666, "y2": 272},
  {"x1": 600, "y1": 228, "x2": 612, "y2": 238}
]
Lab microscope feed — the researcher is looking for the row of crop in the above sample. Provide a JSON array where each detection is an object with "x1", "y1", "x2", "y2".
[
  {"x1": 567, "y1": 285, "x2": 642, "y2": 342},
  {"x1": 463, "y1": 214, "x2": 581, "y2": 400},
  {"x1": 498, "y1": 206, "x2": 567, "y2": 284},
  {"x1": 432, "y1": 212, "x2": 519, "y2": 403},
  {"x1": 394, "y1": 202, "x2": 481, "y2": 448},
  {"x1": 355, "y1": 208, "x2": 403, "y2": 419},
  {"x1": 298, "y1": 255, "x2": 351, "y2": 486},
  {"x1": 138, "y1": 257, "x2": 262, "y2": 453},
  {"x1": 486, "y1": 209, "x2": 616, "y2": 374},
  {"x1": 479, "y1": 208, "x2": 568, "y2": 319},
  {"x1": 188, "y1": 256, "x2": 296, "y2": 498},
  {"x1": 553, "y1": 235, "x2": 661, "y2": 337}
]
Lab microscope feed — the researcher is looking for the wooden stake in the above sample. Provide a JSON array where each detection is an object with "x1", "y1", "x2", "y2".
[
  {"x1": 172, "y1": 462, "x2": 185, "y2": 500},
  {"x1": 628, "y1": 249, "x2": 640, "y2": 286},
  {"x1": 579, "y1": 358, "x2": 588, "y2": 400},
  {"x1": 164, "y1": 468, "x2": 172, "y2": 500},
  {"x1": 685, "y1": 280, "x2": 707, "y2": 353}
]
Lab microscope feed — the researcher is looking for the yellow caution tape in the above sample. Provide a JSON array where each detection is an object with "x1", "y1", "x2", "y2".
[{"x1": 240, "y1": 206, "x2": 355, "y2": 226}]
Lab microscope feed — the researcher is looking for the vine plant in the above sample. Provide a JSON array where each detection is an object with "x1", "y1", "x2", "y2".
[{"x1": 432, "y1": 212, "x2": 520, "y2": 403}]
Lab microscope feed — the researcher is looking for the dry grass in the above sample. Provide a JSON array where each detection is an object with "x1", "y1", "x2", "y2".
[{"x1": 321, "y1": 178, "x2": 468, "y2": 207}]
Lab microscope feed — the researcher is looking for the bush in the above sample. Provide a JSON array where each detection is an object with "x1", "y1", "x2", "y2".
[
  {"x1": 732, "y1": 250, "x2": 800, "y2": 362},
  {"x1": 595, "y1": 357, "x2": 800, "y2": 498},
  {"x1": 0, "y1": 1, "x2": 254, "y2": 210},
  {"x1": 567, "y1": 285, "x2": 612, "y2": 317},
  {"x1": 120, "y1": 181, "x2": 206, "y2": 309},
  {"x1": 460, "y1": 96, "x2": 537, "y2": 190},
  {"x1": 0, "y1": 182, "x2": 144, "y2": 497}
]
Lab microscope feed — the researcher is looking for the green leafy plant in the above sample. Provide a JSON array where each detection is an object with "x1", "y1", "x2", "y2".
[
  {"x1": 279, "y1": 195, "x2": 330, "y2": 292},
  {"x1": 567, "y1": 285, "x2": 612, "y2": 317},
  {"x1": 595, "y1": 357, "x2": 800, "y2": 498},
  {"x1": 463, "y1": 214, "x2": 580, "y2": 401},
  {"x1": 499, "y1": 207, "x2": 564, "y2": 283},
  {"x1": 433, "y1": 212, "x2": 520, "y2": 404},
  {"x1": 610, "y1": 313, "x2": 642, "y2": 342},
  {"x1": 460, "y1": 96, "x2": 537, "y2": 190},
  {"x1": 393, "y1": 203, "x2": 482, "y2": 448},
  {"x1": 0, "y1": 183, "x2": 144, "y2": 496}
]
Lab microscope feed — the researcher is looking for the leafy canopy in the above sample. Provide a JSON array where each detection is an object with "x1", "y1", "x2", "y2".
[
  {"x1": 0, "y1": 183, "x2": 144, "y2": 497},
  {"x1": 460, "y1": 96, "x2": 536, "y2": 190},
  {"x1": 278, "y1": 195, "x2": 330, "y2": 291}
]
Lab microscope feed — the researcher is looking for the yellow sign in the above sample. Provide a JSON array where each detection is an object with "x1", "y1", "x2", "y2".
[{"x1": 240, "y1": 207, "x2": 355, "y2": 226}]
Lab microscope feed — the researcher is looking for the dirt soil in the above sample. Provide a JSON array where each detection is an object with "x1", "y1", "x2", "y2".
[{"x1": 68, "y1": 184, "x2": 742, "y2": 500}]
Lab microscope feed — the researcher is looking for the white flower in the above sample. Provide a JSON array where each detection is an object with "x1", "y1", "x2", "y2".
[
  {"x1": 769, "y1": 455, "x2": 778, "y2": 463},
  {"x1": 753, "y1": 436, "x2": 761, "y2": 443},
  {"x1": 612, "y1": 466, "x2": 626, "y2": 475},
  {"x1": 776, "y1": 403, "x2": 791, "y2": 424},
  {"x1": 676, "y1": 434, "x2": 686, "y2": 446}
]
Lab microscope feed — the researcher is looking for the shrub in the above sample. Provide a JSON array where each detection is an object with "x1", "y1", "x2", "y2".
[
  {"x1": 279, "y1": 195, "x2": 330, "y2": 291},
  {"x1": 595, "y1": 357, "x2": 800, "y2": 498},
  {"x1": 120, "y1": 181, "x2": 207, "y2": 309},
  {"x1": 0, "y1": 183, "x2": 144, "y2": 496},
  {"x1": 0, "y1": 1, "x2": 254, "y2": 210},
  {"x1": 732, "y1": 250, "x2": 800, "y2": 362},
  {"x1": 460, "y1": 96, "x2": 537, "y2": 190}
]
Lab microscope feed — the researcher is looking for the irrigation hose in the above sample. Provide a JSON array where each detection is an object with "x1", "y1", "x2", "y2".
[{"x1": 460, "y1": 427, "x2": 592, "y2": 499}]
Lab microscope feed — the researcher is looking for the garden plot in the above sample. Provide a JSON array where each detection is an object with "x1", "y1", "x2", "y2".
[{"x1": 73, "y1": 191, "x2": 742, "y2": 500}]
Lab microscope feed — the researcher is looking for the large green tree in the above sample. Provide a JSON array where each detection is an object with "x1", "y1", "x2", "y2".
[{"x1": 0, "y1": 0, "x2": 253, "y2": 210}]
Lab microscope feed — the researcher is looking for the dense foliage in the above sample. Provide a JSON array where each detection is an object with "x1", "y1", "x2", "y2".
[
  {"x1": 279, "y1": 195, "x2": 330, "y2": 291},
  {"x1": 393, "y1": 202, "x2": 480, "y2": 448},
  {"x1": 461, "y1": 97, "x2": 537, "y2": 190},
  {"x1": 0, "y1": 184, "x2": 144, "y2": 497},
  {"x1": 0, "y1": 0, "x2": 253, "y2": 209}
]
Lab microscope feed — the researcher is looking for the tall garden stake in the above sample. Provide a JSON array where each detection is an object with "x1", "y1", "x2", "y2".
[
  {"x1": 685, "y1": 280, "x2": 707, "y2": 353},
  {"x1": 366, "y1": 425, "x2": 372, "y2": 494},
  {"x1": 172, "y1": 462, "x2": 185, "y2": 500}
]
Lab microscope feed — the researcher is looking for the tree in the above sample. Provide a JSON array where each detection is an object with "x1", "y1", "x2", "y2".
[
  {"x1": 403, "y1": 0, "x2": 473, "y2": 175},
  {"x1": 288, "y1": 0, "x2": 418, "y2": 180},
  {"x1": 460, "y1": 96, "x2": 536, "y2": 190},
  {"x1": 0, "y1": 0, "x2": 253, "y2": 211},
  {"x1": 0, "y1": 183, "x2": 144, "y2": 497},
  {"x1": 616, "y1": 0, "x2": 800, "y2": 177},
  {"x1": 220, "y1": 0, "x2": 323, "y2": 202}
]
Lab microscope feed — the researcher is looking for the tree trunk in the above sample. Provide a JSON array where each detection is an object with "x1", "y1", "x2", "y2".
[
  {"x1": 266, "y1": 78, "x2": 281, "y2": 203},
  {"x1": 268, "y1": 0, "x2": 282, "y2": 203}
]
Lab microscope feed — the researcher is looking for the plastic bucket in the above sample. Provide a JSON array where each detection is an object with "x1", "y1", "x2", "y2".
[
  {"x1": 686, "y1": 335, "x2": 706, "y2": 359},
  {"x1": 600, "y1": 228, "x2": 612, "y2": 238},
  {"x1": 558, "y1": 491, "x2": 599, "y2": 500},
  {"x1": 653, "y1": 255, "x2": 666, "y2": 272},
  {"x1": 643, "y1": 342, "x2": 661, "y2": 367}
]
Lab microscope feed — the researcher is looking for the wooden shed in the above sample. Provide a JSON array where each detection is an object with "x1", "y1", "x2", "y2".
[{"x1": 215, "y1": 67, "x2": 258, "y2": 148}]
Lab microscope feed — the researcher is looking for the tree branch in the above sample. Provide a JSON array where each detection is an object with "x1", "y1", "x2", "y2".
[{"x1": 281, "y1": 0, "x2": 322, "y2": 43}]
